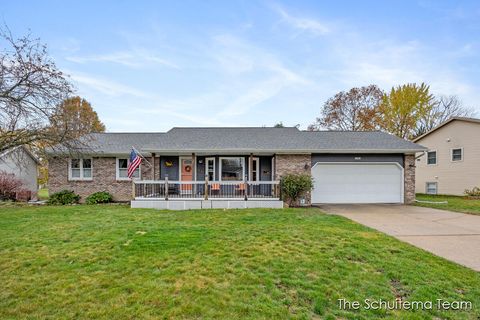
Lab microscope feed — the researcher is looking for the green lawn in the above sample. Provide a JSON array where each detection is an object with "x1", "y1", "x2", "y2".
[
  {"x1": 37, "y1": 188, "x2": 49, "y2": 200},
  {"x1": 1, "y1": 206, "x2": 479, "y2": 319},
  {"x1": 415, "y1": 193, "x2": 480, "y2": 216}
]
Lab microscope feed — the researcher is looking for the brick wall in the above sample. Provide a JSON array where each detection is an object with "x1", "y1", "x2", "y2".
[
  {"x1": 404, "y1": 154, "x2": 416, "y2": 204},
  {"x1": 275, "y1": 154, "x2": 312, "y2": 206},
  {"x1": 48, "y1": 156, "x2": 150, "y2": 202}
]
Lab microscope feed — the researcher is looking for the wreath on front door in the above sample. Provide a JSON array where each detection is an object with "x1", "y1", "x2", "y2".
[{"x1": 185, "y1": 165, "x2": 192, "y2": 173}]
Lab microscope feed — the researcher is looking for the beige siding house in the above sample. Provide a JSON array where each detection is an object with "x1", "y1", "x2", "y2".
[{"x1": 414, "y1": 117, "x2": 480, "y2": 195}]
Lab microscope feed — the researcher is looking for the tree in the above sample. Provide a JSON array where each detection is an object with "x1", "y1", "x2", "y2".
[
  {"x1": 0, "y1": 26, "x2": 80, "y2": 154},
  {"x1": 414, "y1": 95, "x2": 475, "y2": 138},
  {"x1": 52, "y1": 96, "x2": 106, "y2": 137},
  {"x1": 376, "y1": 83, "x2": 434, "y2": 140},
  {"x1": 274, "y1": 122, "x2": 284, "y2": 128},
  {"x1": 308, "y1": 85, "x2": 383, "y2": 131}
]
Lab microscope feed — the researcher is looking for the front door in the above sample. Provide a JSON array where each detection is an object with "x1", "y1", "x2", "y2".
[{"x1": 180, "y1": 158, "x2": 193, "y2": 193}]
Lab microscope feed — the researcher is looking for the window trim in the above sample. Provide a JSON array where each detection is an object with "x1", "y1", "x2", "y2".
[
  {"x1": 451, "y1": 147, "x2": 463, "y2": 162},
  {"x1": 426, "y1": 150, "x2": 437, "y2": 166},
  {"x1": 205, "y1": 157, "x2": 216, "y2": 182},
  {"x1": 219, "y1": 157, "x2": 245, "y2": 182},
  {"x1": 116, "y1": 157, "x2": 141, "y2": 181},
  {"x1": 68, "y1": 158, "x2": 93, "y2": 181},
  {"x1": 425, "y1": 182, "x2": 438, "y2": 195}
]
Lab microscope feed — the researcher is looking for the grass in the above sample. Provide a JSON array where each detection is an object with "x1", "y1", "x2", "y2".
[
  {"x1": 0, "y1": 206, "x2": 479, "y2": 319},
  {"x1": 415, "y1": 193, "x2": 480, "y2": 216},
  {"x1": 37, "y1": 188, "x2": 49, "y2": 200}
]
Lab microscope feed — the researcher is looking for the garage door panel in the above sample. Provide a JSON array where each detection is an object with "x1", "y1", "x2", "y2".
[{"x1": 311, "y1": 163, "x2": 403, "y2": 204}]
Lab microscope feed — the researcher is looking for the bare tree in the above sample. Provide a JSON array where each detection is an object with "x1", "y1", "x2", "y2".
[
  {"x1": 413, "y1": 95, "x2": 476, "y2": 138},
  {"x1": 308, "y1": 85, "x2": 383, "y2": 131},
  {"x1": 0, "y1": 26, "x2": 83, "y2": 155}
]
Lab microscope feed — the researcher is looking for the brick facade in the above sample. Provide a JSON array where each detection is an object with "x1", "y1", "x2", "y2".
[
  {"x1": 275, "y1": 154, "x2": 312, "y2": 206},
  {"x1": 403, "y1": 154, "x2": 416, "y2": 204},
  {"x1": 48, "y1": 156, "x2": 156, "y2": 202}
]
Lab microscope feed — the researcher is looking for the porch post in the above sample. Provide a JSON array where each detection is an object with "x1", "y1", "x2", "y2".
[{"x1": 192, "y1": 152, "x2": 197, "y2": 196}]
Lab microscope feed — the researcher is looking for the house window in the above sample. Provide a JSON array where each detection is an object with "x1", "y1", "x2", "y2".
[
  {"x1": 69, "y1": 159, "x2": 92, "y2": 180},
  {"x1": 427, "y1": 151, "x2": 437, "y2": 165},
  {"x1": 251, "y1": 158, "x2": 259, "y2": 181},
  {"x1": 426, "y1": 182, "x2": 438, "y2": 195},
  {"x1": 205, "y1": 157, "x2": 215, "y2": 181},
  {"x1": 220, "y1": 157, "x2": 245, "y2": 181},
  {"x1": 451, "y1": 148, "x2": 463, "y2": 162},
  {"x1": 117, "y1": 158, "x2": 140, "y2": 180}
]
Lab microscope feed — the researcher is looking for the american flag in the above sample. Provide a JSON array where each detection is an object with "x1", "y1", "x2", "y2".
[{"x1": 127, "y1": 148, "x2": 142, "y2": 178}]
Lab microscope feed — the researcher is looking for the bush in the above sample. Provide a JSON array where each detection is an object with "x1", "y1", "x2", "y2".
[
  {"x1": 0, "y1": 171, "x2": 23, "y2": 201},
  {"x1": 464, "y1": 187, "x2": 480, "y2": 197},
  {"x1": 85, "y1": 191, "x2": 113, "y2": 204},
  {"x1": 15, "y1": 189, "x2": 32, "y2": 202},
  {"x1": 280, "y1": 173, "x2": 314, "y2": 207},
  {"x1": 48, "y1": 190, "x2": 80, "y2": 205}
]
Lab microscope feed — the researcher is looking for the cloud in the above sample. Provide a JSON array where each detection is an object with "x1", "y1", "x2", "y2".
[
  {"x1": 66, "y1": 48, "x2": 179, "y2": 69},
  {"x1": 273, "y1": 5, "x2": 329, "y2": 36},
  {"x1": 69, "y1": 72, "x2": 150, "y2": 98}
]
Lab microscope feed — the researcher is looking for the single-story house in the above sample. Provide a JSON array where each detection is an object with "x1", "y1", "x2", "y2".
[
  {"x1": 414, "y1": 117, "x2": 480, "y2": 196},
  {"x1": 0, "y1": 146, "x2": 40, "y2": 200},
  {"x1": 47, "y1": 127, "x2": 425, "y2": 209}
]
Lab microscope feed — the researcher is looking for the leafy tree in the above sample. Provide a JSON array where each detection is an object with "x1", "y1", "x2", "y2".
[
  {"x1": 309, "y1": 85, "x2": 383, "y2": 131},
  {"x1": 0, "y1": 26, "x2": 78, "y2": 154},
  {"x1": 274, "y1": 122, "x2": 284, "y2": 128},
  {"x1": 52, "y1": 96, "x2": 106, "y2": 137},
  {"x1": 376, "y1": 83, "x2": 434, "y2": 139},
  {"x1": 414, "y1": 95, "x2": 475, "y2": 138}
]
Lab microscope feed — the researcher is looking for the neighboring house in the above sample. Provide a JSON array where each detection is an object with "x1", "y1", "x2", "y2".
[
  {"x1": 0, "y1": 146, "x2": 40, "y2": 199},
  {"x1": 47, "y1": 127, "x2": 425, "y2": 209},
  {"x1": 414, "y1": 117, "x2": 480, "y2": 196}
]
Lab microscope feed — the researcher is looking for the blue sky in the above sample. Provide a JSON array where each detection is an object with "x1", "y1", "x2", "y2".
[{"x1": 3, "y1": 0, "x2": 480, "y2": 131}]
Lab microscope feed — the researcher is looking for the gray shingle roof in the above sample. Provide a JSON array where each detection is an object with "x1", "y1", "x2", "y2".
[{"x1": 47, "y1": 127, "x2": 425, "y2": 155}]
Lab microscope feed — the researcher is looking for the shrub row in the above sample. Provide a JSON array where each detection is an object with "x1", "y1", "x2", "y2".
[{"x1": 48, "y1": 190, "x2": 113, "y2": 205}]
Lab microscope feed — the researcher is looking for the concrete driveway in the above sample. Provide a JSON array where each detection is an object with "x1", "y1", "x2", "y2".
[{"x1": 319, "y1": 204, "x2": 480, "y2": 271}]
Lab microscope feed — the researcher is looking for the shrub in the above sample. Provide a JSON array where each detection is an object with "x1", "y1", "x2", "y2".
[
  {"x1": 48, "y1": 190, "x2": 80, "y2": 205},
  {"x1": 15, "y1": 189, "x2": 32, "y2": 202},
  {"x1": 280, "y1": 173, "x2": 314, "y2": 207},
  {"x1": 0, "y1": 171, "x2": 23, "y2": 201},
  {"x1": 86, "y1": 191, "x2": 113, "y2": 204},
  {"x1": 464, "y1": 187, "x2": 480, "y2": 197}
]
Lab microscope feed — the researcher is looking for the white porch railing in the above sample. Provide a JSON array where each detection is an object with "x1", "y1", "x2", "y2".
[{"x1": 133, "y1": 179, "x2": 280, "y2": 200}]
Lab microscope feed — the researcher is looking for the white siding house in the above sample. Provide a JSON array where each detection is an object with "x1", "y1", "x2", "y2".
[{"x1": 0, "y1": 146, "x2": 40, "y2": 197}]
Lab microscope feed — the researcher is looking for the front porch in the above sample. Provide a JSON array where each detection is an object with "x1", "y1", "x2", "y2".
[{"x1": 131, "y1": 153, "x2": 283, "y2": 209}]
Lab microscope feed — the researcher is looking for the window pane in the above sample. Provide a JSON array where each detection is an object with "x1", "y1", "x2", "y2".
[
  {"x1": 221, "y1": 158, "x2": 243, "y2": 181},
  {"x1": 119, "y1": 168, "x2": 128, "y2": 178},
  {"x1": 83, "y1": 159, "x2": 92, "y2": 168},
  {"x1": 427, "y1": 151, "x2": 436, "y2": 165},
  {"x1": 426, "y1": 182, "x2": 437, "y2": 195},
  {"x1": 71, "y1": 168, "x2": 80, "y2": 178},
  {"x1": 119, "y1": 159, "x2": 128, "y2": 169},
  {"x1": 206, "y1": 159, "x2": 215, "y2": 181},
  {"x1": 71, "y1": 159, "x2": 80, "y2": 168},
  {"x1": 83, "y1": 168, "x2": 92, "y2": 178},
  {"x1": 452, "y1": 149, "x2": 462, "y2": 161}
]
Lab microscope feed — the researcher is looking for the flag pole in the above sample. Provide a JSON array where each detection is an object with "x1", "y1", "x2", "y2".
[{"x1": 132, "y1": 146, "x2": 152, "y2": 167}]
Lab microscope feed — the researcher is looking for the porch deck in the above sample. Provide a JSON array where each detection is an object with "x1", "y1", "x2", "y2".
[{"x1": 131, "y1": 180, "x2": 283, "y2": 210}]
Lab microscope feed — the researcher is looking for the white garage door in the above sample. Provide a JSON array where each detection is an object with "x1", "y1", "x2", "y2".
[{"x1": 311, "y1": 163, "x2": 403, "y2": 204}]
